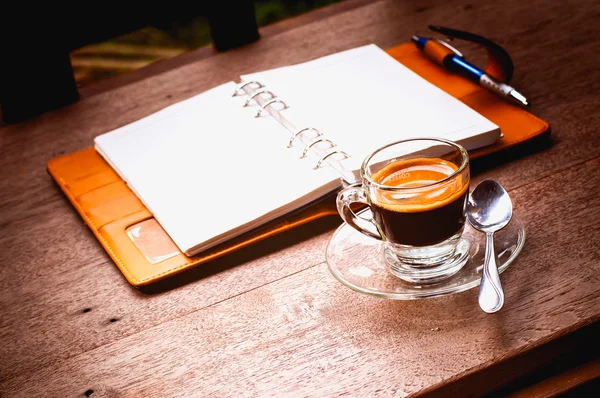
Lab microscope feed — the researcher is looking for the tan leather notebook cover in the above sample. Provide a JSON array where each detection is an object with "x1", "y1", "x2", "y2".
[{"x1": 47, "y1": 43, "x2": 550, "y2": 287}]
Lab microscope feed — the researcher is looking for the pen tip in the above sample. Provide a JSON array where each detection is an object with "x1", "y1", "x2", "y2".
[
  {"x1": 411, "y1": 35, "x2": 420, "y2": 43},
  {"x1": 509, "y1": 90, "x2": 529, "y2": 107}
]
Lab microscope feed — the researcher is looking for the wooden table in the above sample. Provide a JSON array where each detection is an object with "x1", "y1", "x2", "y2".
[{"x1": 1, "y1": 0, "x2": 599, "y2": 396}]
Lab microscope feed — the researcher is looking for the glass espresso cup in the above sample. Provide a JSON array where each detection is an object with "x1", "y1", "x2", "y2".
[{"x1": 336, "y1": 138, "x2": 470, "y2": 283}]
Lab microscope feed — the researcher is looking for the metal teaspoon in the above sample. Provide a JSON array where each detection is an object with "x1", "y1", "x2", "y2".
[{"x1": 467, "y1": 179, "x2": 513, "y2": 313}]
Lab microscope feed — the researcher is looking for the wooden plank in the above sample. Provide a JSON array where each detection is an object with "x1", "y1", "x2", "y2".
[
  {"x1": 0, "y1": 208, "x2": 339, "y2": 381},
  {"x1": 505, "y1": 359, "x2": 600, "y2": 397},
  {"x1": 1, "y1": 0, "x2": 600, "y2": 392},
  {"x1": 419, "y1": 322, "x2": 600, "y2": 397},
  {"x1": 1, "y1": 157, "x2": 599, "y2": 396}
]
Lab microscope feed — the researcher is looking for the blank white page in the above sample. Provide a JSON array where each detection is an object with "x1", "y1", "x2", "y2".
[
  {"x1": 95, "y1": 82, "x2": 341, "y2": 255},
  {"x1": 241, "y1": 44, "x2": 500, "y2": 172}
]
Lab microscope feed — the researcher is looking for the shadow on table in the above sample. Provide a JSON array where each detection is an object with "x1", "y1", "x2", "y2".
[
  {"x1": 470, "y1": 128, "x2": 553, "y2": 175},
  {"x1": 137, "y1": 212, "x2": 341, "y2": 294}
]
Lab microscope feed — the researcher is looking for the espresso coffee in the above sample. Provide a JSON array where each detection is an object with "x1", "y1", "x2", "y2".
[{"x1": 370, "y1": 157, "x2": 468, "y2": 246}]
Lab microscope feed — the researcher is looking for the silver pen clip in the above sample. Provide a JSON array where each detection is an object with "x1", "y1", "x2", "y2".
[{"x1": 434, "y1": 39, "x2": 463, "y2": 58}]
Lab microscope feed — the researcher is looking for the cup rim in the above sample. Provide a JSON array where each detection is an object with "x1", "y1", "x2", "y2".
[{"x1": 360, "y1": 137, "x2": 469, "y2": 191}]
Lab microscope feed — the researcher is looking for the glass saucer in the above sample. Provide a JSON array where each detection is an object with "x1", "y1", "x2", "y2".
[{"x1": 326, "y1": 210, "x2": 526, "y2": 300}]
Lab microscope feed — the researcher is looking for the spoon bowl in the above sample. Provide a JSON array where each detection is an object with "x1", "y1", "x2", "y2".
[
  {"x1": 467, "y1": 179, "x2": 513, "y2": 313},
  {"x1": 468, "y1": 180, "x2": 513, "y2": 233}
]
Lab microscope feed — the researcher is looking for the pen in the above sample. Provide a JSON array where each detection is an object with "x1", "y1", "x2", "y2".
[{"x1": 411, "y1": 35, "x2": 529, "y2": 107}]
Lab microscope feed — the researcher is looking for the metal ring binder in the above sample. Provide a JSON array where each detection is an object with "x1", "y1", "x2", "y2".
[
  {"x1": 301, "y1": 138, "x2": 335, "y2": 158},
  {"x1": 255, "y1": 99, "x2": 288, "y2": 118},
  {"x1": 243, "y1": 90, "x2": 275, "y2": 107},
  {"x1": 314, "y1": 150, "x2": 350, "y2": 169},
  {"x1": 232, "y1": 81, "x2": 264, "y2": 97},
  {"x1": 233, "y1": 79, "x2": 358, "y2": 184},
  {"x1": 288, "y1": 127, "x2": 321, "y2": 148}
]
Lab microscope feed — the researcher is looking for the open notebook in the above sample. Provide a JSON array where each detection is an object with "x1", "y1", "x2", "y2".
[{"x1": 94, "y1": 44, "x2": 500, "y2": 256}]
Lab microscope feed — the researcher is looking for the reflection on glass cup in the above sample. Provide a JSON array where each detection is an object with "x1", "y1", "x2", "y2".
[{"x1": 336, "y1": 138, "x2": 471, "y2": 283}]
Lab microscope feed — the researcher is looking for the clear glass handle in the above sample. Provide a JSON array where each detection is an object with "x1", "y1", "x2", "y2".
[{"x1": 336, "y1": 185, "x2": 383, "y2": 241}]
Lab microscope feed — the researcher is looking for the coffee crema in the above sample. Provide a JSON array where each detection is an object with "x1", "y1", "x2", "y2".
[{"x1": 369, "y1": 157, "x2": 468, "y2": 246}]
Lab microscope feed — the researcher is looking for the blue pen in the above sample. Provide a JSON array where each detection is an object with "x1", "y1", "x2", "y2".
[{"x1": 412, "y1": 35, "x2": 529, "y2": 107}]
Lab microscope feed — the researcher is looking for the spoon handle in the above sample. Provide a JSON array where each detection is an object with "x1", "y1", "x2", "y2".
[{"x1": 478, "y1": 232, "x2": 505, "y2": 313}]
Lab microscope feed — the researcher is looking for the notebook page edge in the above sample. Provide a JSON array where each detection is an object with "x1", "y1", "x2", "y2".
[{"x1": 184, "y1": 177, "x2": 342, "y2": 256}]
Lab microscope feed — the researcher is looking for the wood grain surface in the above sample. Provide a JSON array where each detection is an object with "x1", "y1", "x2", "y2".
[
  {"x1": 1, "y1": 0, "x2": 599, "y2": 396},
  {"x1": 2, "y1": 158, "x2": 599, "y2": 396}
]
